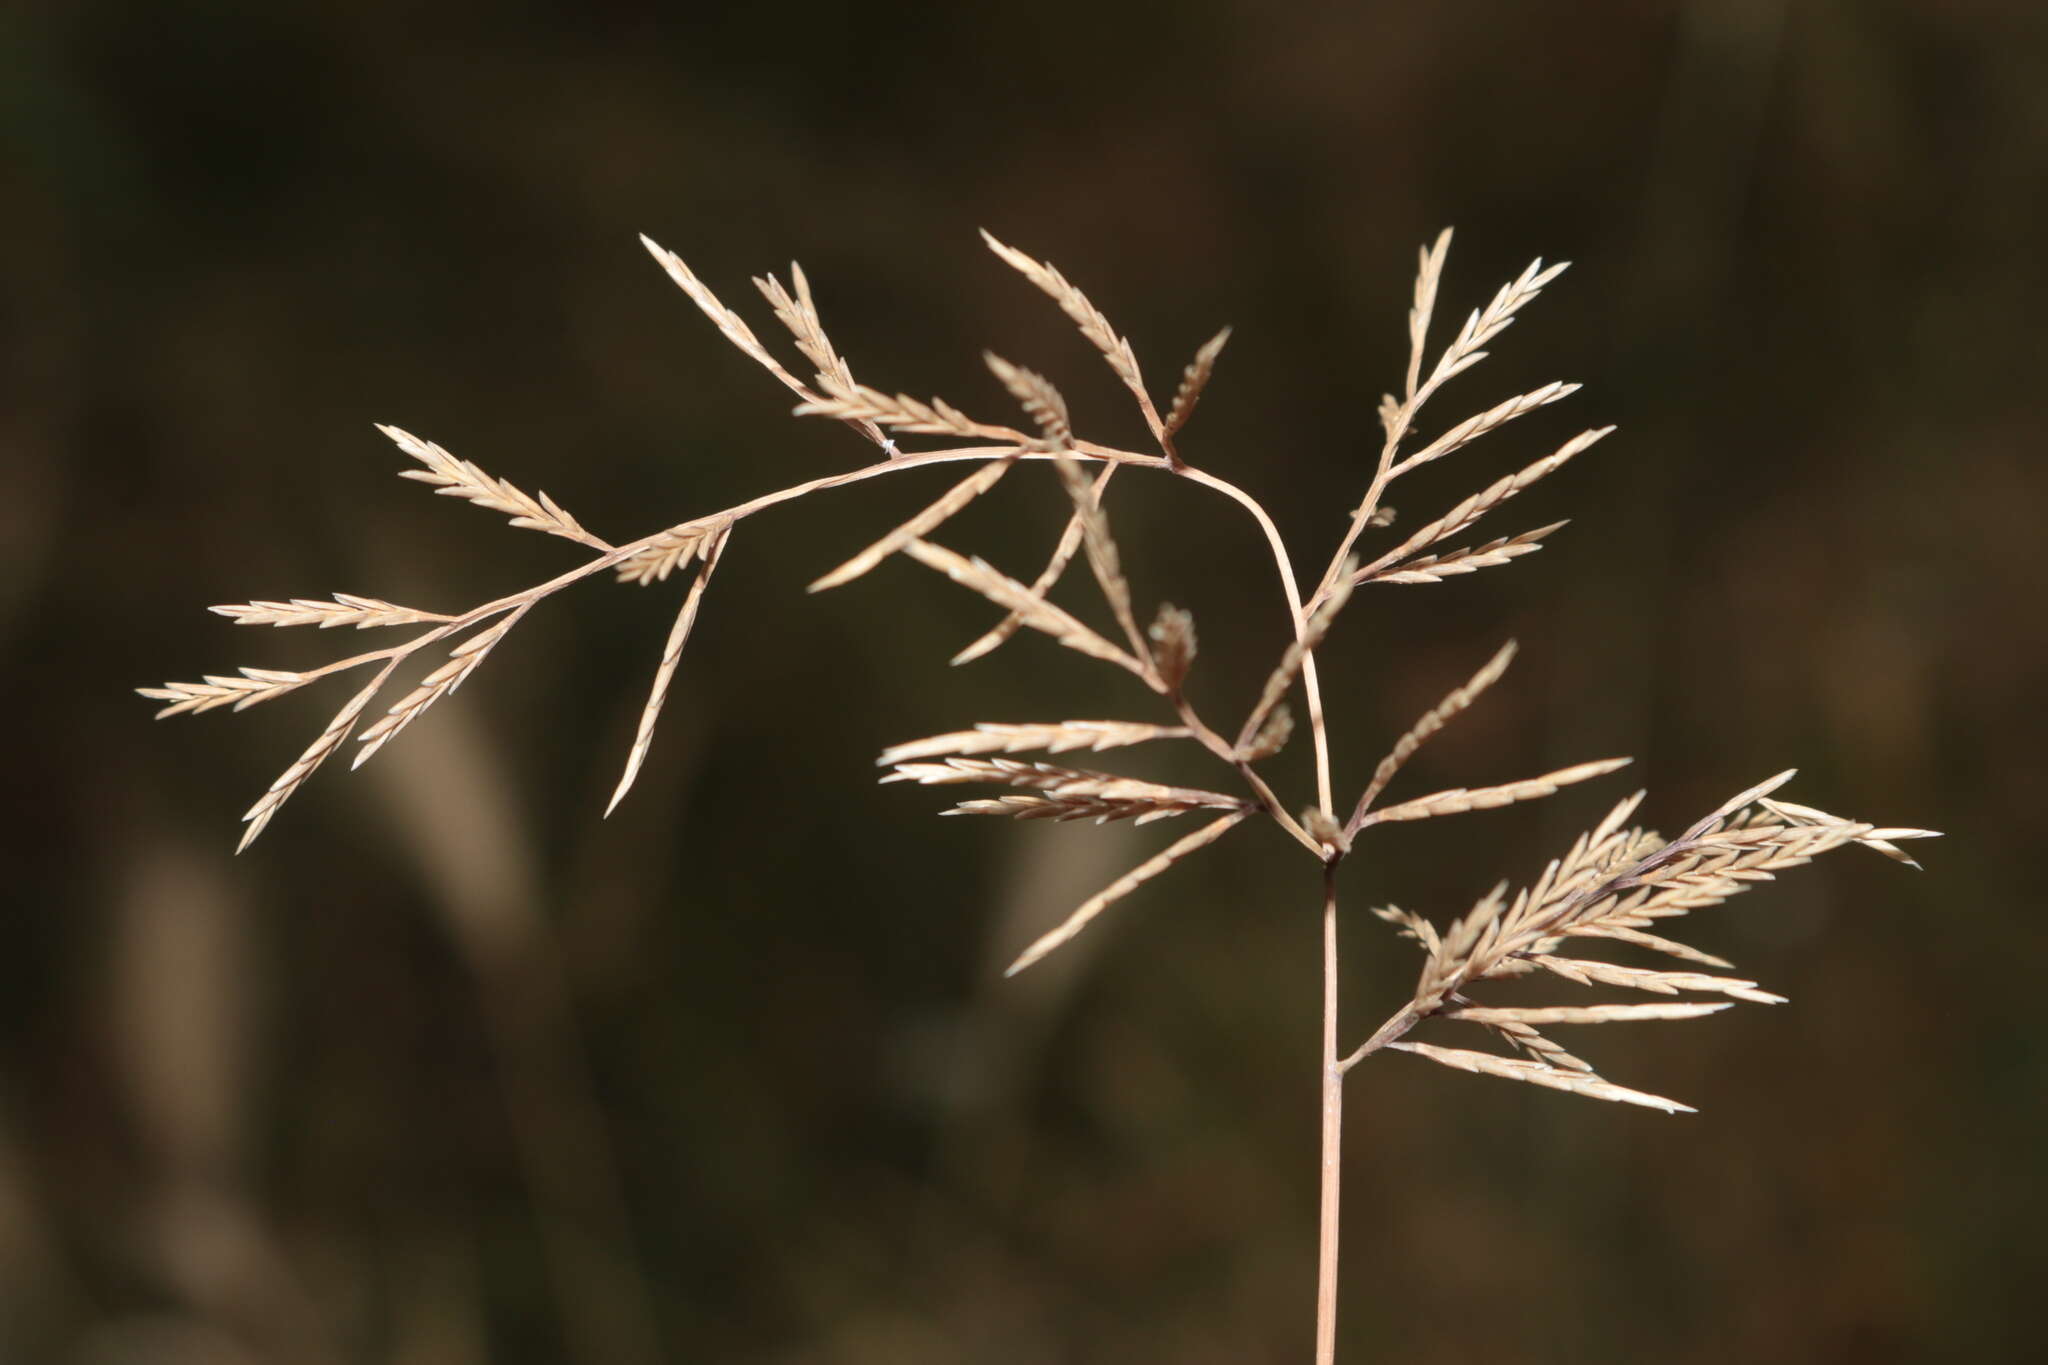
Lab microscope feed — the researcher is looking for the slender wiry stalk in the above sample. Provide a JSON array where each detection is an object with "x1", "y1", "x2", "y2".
[
  {"x1": 1316, "y1": 861, "x2": 1343, "y2": 1365},
  {"x1": 142, "y1": 228, "x2": 1934, "y2": 1360}
]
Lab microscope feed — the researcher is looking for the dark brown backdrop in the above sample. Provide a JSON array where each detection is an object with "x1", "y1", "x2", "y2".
[{"x1": 3, "y1": 1, "x2": 2039, "y2": 1361}]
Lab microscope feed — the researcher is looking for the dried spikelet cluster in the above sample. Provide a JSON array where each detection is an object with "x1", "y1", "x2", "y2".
[
  {"x1": 1365, "y1": 771, "x2": 1933, "y2": 1111},
  {"x1": 141, "y1": 224, "x2": 1935, "y2": 1357}
]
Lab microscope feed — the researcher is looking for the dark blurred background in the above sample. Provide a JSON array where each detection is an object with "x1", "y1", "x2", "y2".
[{"x1": 3, "y1": 1, "x2": 2040, "y2": 1361}]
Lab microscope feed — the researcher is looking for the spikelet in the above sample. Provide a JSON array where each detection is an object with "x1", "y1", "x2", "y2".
[
  {"x1": 951, "y1": 462, "x2": 1113, "y2": 666},
  {"x1": 382, "y1": 426, "x2": 605, "y2": 549},
  {"x1": 1448, "y1": 1003, "x2": 1735, "y2": 1026},
  {"x1": 641, "y1": 235, "x2": 818, "y2": 401},
  {"x1": 1357, "y1": 429, "x2": 1611, "y2": 583},
  {"x1": 236, "y1": 675, "x2": 387, "y2": 853},
  {"x1": 1758, "y1": 796, "x2": 1941, "y2": 869},
  {"x1": 1394, "y1": 382, "x2": 1580, "y2": 476},
  {"x1": 1356, "y1": 758, "x2": 1631, "y2": 829},
  {"x1": 1371, "y1": 904, "x2": 1442, "y2": 956},
  {"x1": 209, "y1": 595, "x2": 452, "y2": 630},
  {"x1": 943, "y1": 794, "x2": 1211, "y2": 824},
  {"x1": 755, "y1": 264, "x2": 854, "y2": 391},
  {"x1": 1388, "y1": 1042, "x2": 1693, "y2": 1115},
  {"x1": 1047, "y1": 450, "x2": 1147, "y2": 664},
  {"x1": 1148, "y1": 603, "x2": 1197, "y2": 691},
  {"x1": 979, "y1": 230, "x2": 1161, "y2": 435},
  {"x1": 1366, "y1": 523, "x2": 1568, "y2": 585},
  {"x1": 1419, "y1": 255, "x2": 1572, "y2": 397},
  {"x1": 616, "y1": 521, "x2": 725, "y2": 587},
  {"x1": 352, "y1": 606, "x2": 532, "y2": 770},
  {"x1": 1556, "y1": 923, "x2": 1733, "y2": 969},
  {"x1": 876, "y1": 720, "x2": 1191, "y2": 766},
  {"x1": 1474, "y1": 1016, "x2": 1596, "y2": 1074},
  {"x1": 139, "y1": 667, "x2": 311, "y2": 718},
  {"x1": 1520, "y1": 957, "x2": 1787, "y2": 1005},
  {"x1": 887, "y1": 754, "x2": 1244, "y2": 827},
  {"x1": 984, "y1": 352, "x2": 1073, "y2": 450},
  {"x1": 1238, "y1": 565, "x2": 1355, "y2": 750},
  {"x1": 1402, "y1": 228, "x2": 1455, "y2": 405},
  {"x1": 1350, "y1": 639, "x2": 1517, "y2": 825},
  {"x1": 607, "y1": 526, "x2": 731, "y2": 815},
  {"x1": 1241, "y1": 704, "x2": 1294, "y2": 762},
  {"x1": 898, "y1": 539, "x2": 1146, "y2": 678},
  {"x1": 794, "y1": 374, "x2": 1028, "y2": 444},
  {"x1": 1163, "y1": 327, "x2": 1232, "y2": 439},
  {"x1": 884, "y1": 757, "x2": 1243, "y2": 823},
  {"x1": 810, "y1": 458, "x2": 1021, "y2": 592},
  {"x1": 1004, "y1": 810, "x2": 1251, "y2": 975}
]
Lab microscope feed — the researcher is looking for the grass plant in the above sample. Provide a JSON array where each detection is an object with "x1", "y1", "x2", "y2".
[{"x1": 142, "y1": 227, "x2": 1936, "y2": 1360}]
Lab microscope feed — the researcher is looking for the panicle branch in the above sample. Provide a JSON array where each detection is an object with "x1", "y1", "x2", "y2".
[
  {"x1": 1317, "y1": 231, "x2": 1581, "y2": 611},
  {"x1": 1348, "y1": 774, "x2": 1937, "y2": 1109}
]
